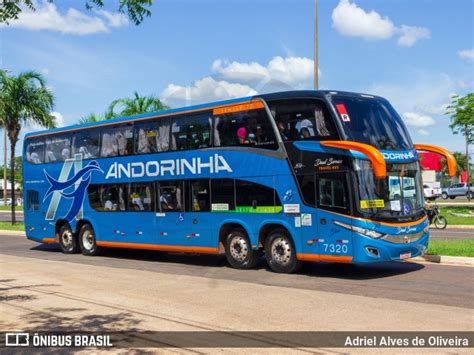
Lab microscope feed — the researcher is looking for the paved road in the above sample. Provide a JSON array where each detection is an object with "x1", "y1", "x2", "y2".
[
  {"x1": 0, "y1": 211, "x2": 23, "y2": 222},
  {"x1": 1, "y1": 232, "x2": 472, "y2": 310},
  {"x1": 429, "y1": 228, "x2": 474, "y2": 240}
]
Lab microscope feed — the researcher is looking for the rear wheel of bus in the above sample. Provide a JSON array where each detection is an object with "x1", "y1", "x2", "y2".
[
  {"x1": 78, "y1": 223, "x2": 102, "y2": 256},
  {"x1": 58, "y1": 224, "x2": 79, "y2": 254},
  {"x1": 225, "y1": 229, "x2": 258, "y2": 269},
  {"x1": 265, "y1": 229, "x2": 302, "y2": 274}
]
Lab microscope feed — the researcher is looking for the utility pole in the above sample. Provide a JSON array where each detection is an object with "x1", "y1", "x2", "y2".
[
  {"x1": 3, "y1": 128, "x2": 6, "y2": 206},
  {"x1": 466, "y1": 124, "x2": 471, "y2": 201},
  {"x1": 314, "y1": 0, "x2": 319, "y2": 90}
]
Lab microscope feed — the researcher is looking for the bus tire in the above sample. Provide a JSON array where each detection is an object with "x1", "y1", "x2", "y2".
[
  {"x1": 78, "y1": 224, "x2": 102, "y2": 256},
  {"x1": 265, "y1": 229, "x2": 302, "y2": 274},
  {"x1": 58, "y1": 224, "x2": 79, "y2": 254},
  {"x1": 225, "y1": 229, "x2": 258, "y2": 269}
]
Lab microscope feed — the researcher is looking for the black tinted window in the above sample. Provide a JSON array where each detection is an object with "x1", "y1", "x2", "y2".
[
  {"x1": 211, "y1": 179, "x2": 235, "y2": 211},
  {"x1": 129, "y1": 182, "x2": 155, "y2": 211},
  {"x1": 297, "y1": 174, "x2": 316, "y2": 206},
  {"x1": 187, "y1": 180, "x2": 210, "y2": 212},
  {"x1": 171, "y1": 113, "x2": 211, "y2": 150},
  {"x1": 268, "y1": 99, "x2": 338, "y2": 141},
  {"x1": 135, "y1": 118, "x2": 170, "y2": 154},
  {"x1": 330, "y1": 96, "x2": 412, "y2": 150},
  {"x1": 100, "y1": 124, "x2": 133, "y2": 157},
  {"x1": 73, "y1": 129, "x2": 100, "y2": 159},
  {"x1": 214, "y1": 109, "x2": 278, "y2": 150},
  {"x1": 27, "y1": 190, "x2": 39, "y2": 211},
  {"x1": 317, "y1": 173, "x2": 350, "y2": 212},
  {"x1": 45, "y1": 135, "x2": 71, "y2": 162},
  {"x1": 236, "y1": 180, "x2": 280, "y2": 207},
  {"x1": 88, "y1": 184, "x2": 127, "y2": 211},
  {"x1": 26, "y1": 138, "x2": 45, "y2": 164},
  {"x1": 159, "y1": 180, "x2": 183, "y2": 212}
]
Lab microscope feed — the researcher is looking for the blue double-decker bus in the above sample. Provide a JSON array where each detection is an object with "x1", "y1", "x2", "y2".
[{"x1": 23, "y1": 90, "x2": 456, "y2": 273}]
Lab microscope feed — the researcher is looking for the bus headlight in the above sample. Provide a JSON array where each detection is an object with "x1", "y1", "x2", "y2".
[{"x1": 333, "y1": 220, "x2": 385, "y2": 239}]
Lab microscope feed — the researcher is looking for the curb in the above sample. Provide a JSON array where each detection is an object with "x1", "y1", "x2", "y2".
[
  {"x1": 0, "y1": 229, "x2": 25, "y2": 236},
  {"x1": 412, "y1": 255, "x2": 474, "y2": 266},
  {"x1": 442, "y1": 225, "x2": 474, "y2": 230}
]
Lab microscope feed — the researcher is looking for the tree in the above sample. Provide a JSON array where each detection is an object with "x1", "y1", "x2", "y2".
[
  {"x1": 446, "y1": 93, "x2": 474, "y2": 200},
  {"x1": 0, "y1": 70, "x2": 55, "y2": 224},
  {"x1": 440, "y1": 151, "x2": 467, "y2": 178},
  {"x1": 0, "y1": 0, "x2": 153, "y2": 25},
  {"x1": 107, "y1": 91, "x2": 170, "y2": 118},
  {"x1": 78, "y1": 112, "x2": 107, "y2": 124}
]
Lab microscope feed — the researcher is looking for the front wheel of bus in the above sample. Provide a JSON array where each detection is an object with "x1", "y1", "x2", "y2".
[
  {"x1": 58, "y1": 224, "x2": 79, "y2": 254},
  {"x1": 265, "y1": 230, "x2": 302, "y2": 274},
  {"x1": 225, "y1": 229, "x2": 258, "y2": 269},
  {"x1": 79, "y1": 224, "x2": 102, "y2": 256}
]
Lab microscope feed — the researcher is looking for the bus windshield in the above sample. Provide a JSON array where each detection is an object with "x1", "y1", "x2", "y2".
[
  {"x1": 354, "y1": 159, "x2": 424, "y2": 219},
  {"x1": 329, "y1": 95, "x2": 413, "y2": 151}
]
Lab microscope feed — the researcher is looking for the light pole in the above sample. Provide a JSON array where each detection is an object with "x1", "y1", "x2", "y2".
[
  {"x1": 314, "y1": 0, "x2": 318, "y2": 90},
  {"x1": 2, "y1": 127, "x2": 6, "y2": 206}
]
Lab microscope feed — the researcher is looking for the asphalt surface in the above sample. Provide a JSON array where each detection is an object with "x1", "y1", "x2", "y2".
[{"x1": 0, "y1": 232, "x2": 472, "y2": 310}]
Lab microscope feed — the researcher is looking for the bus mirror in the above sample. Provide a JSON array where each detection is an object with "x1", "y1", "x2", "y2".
[
  {"x1": 320, "y1": 140, "x2": 386, "y2": 179},
  {"x1": 413, "y1": 144, "x2": 456, "y2": 177}
]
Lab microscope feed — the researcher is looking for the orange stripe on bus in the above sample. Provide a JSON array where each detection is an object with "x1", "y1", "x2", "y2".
[
  {"x1": 27, "y1": 99, "x2": 265, "y2": 139},
  {"x1": 414, "y1": 144, "x2": 457, "y2": 177},
  {"x1": 213, "y1": 101, "x2": 264, "y2": 115},
  {"x1": 96, "y1": 241, "x2": 219, "y2": 254},
  {"x1": 296, "y1": 253, "x2": 353, "y2": 263},
  {"x1": 42, "y1": 237, "x2": 56, "y2": 244}
]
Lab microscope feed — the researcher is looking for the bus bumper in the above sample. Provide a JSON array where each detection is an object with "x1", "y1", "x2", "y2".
[{"x1": 352, "y1": 232, "x2": 429, "y2": 263}]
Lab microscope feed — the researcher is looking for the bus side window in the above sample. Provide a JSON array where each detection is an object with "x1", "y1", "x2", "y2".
[
  {"x1": 210, "y1": 179, "x2": 235, "y2": 211},
  {"x1": 171, "y1": 113, "x2": 211, "y2": 151},
  {"x1": 187, "y1": 179, "x2": 210, "y2": 212},
  {"x1": 88, "y1": 184, "x2": 126, "y2": 211},
  {"x1": 135, "y1": 118, "x2": 170, "y2": 154},
  {"x1": 100, "y1": 124, "x2": 133, "y2": 157},
  {"x1": 45, "y1": 135, "x2": 71, "y2": 162},
  {"x1": 26, "y1": 138, "x2": 45, "y2": 164},
  {"x1": 128, "y1": 182, "x2": 155, "y2": 211},
  {"x1": 73, "y1": 129, "x2": 100, "y2": 159},
  {"x1": 27, "y1": 190, "x2": 39, "y2": 211},
  {"x1": 159, "y1": 181, "x2": 183, "y2": 212},
  {"x1": 214, "y1": 109, "x2": 278, "y2": 150},
  {"x1": 297, "y1": 174, "x2": 316, "y2": 206},
  {"x1": 316, "y1": 173, "x2": 350, "y2": 212},
  {"x1": 235, "y1": 180, "x2": 280, "y2": 208}
]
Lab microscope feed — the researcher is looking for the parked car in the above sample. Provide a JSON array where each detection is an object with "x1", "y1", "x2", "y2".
[
  {"x1": 0, "y1": 198, "x2": 12, "y2": 206},
  {"x1": 423, "y1": 184, "x2": 442, "y2": 201},
  {"x1": 442, "y1": 183, "x2": 474, "y2": 199}
]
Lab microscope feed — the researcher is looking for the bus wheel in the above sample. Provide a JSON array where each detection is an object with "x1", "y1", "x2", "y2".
[
  {"x1": 79, "y1": 224, "x2": 102, "y2": 256},
  {"x1": 265, "y1": 229, "x2": 302, "y2": 274},
  {"x1": 58, "y1": 224, "x2": 79, "y2": 254},
  {"x1": 225, "y1": 229, "x2": 258, "y2": 269}
]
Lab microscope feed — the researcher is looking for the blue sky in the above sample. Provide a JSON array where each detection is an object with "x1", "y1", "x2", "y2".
[{"x1": 1, "y1": 0, "x2": 473, "y2": 156}]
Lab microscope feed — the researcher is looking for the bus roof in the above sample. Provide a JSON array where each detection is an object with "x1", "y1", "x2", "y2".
[{"x1": 24, "y1": 90, "x2": 384, "y2": 139}]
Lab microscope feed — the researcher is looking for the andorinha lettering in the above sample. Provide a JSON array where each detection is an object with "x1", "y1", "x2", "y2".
[
  {"x1": 105, "y1": 154, "x2": 232, "y2": 179},
  {"x1": 382, "y1": 151, "x2": 416, "y2": 160}
]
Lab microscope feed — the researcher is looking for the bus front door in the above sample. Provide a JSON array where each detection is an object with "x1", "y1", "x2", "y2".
[{"x1": 315, "y1": 172, "x2": 353, "y2": 261}]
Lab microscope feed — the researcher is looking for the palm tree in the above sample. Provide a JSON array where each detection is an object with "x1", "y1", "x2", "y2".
[
  {"x1": 0, "y1": 70, "x2": 55, "y2": 224},
  {"x1": 78, "y1": 112, "x2": 106, "y2": 124},
  {"x1": 107, "y1": 91, "x2": 170, "y2": 118}
]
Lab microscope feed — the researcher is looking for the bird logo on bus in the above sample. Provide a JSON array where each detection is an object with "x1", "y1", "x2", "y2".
[{"x1": 43, "y1": 154, "x2": 103, "y2": 223}]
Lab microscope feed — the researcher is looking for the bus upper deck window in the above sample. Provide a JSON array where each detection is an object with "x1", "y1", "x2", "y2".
[
  {"x1": 135, "y1": 119, "x2": 170, "y2": 154},
  {"x1": 45, "y1": 135, "x2": 71, "y2": 162},
  {"x1": 26, "y1": 138, "x2": 45, "y2": 164},
  {"x1": 72, "y1": 130, "x2": 100, "y2": 159},
  {"x1": 100, "y1": 125, "x2": 133, "y2": 157},
  {"x1": 171, "y1": 114, "x2": 211, "y2": 151},
  {"x1": 214, "y1": 109, "x2": 278, "y2": 150}
]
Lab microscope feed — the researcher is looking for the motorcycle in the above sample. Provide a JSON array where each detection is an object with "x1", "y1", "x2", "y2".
[{"x1": 426, "y1": 203, "x2": 448, "y2": 229}]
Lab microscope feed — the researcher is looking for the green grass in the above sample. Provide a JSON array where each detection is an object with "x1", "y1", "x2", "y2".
[
  {"x1": 439, "y1": 206, "x2": 474, "y2": 225},
  {"x1": 0, "y1": 221, "x2": 25, "y2": 231},
  {"x1": 0, "y1": 205, "x2": 23, "y2": 211},
  {"x1": 427, "y1": 239, "x2": 474, "y2": 257}
]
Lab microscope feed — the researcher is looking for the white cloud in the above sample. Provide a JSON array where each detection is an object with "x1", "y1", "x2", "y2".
[
  {"x1": 161, "y1": 76, "x2": 257, "y2": 107},
  {"x1": 51, "y1": 111, "x2": 66, "y2": 127},
  {"x1": 212, "y1": 56, "x2": 318, "y2": 88},
  {"x1": 458, "y1": 49, "x2": 474, "y2": 61},
  {"x1": 332, "y1": 0, "x2": 430, "y2": 46},
  {"x1": 398, "y1": 25, "x2": 431, "y2": 47},
  {"x1": 331, "y1": 0, "x2": 395, "y2": 40},
  {"x1": 402, "y1": 112, "x2": 436, "y2": 127},
  {"x1": 417, "y1": 129, "x2": 430, "y2": 136},
  {"x1": 2, "y1": 1, "x2": 128, "y2": 35}
]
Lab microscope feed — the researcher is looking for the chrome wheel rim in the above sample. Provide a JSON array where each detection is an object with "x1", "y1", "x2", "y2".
[
  {"x1": 61, "y1": 230, "x2": 73, "y2": 247},
  {"x1": 82, "y1": 230, "x2": 94, "y2": 251},
  {"x1": 271, "y1": 237, "x2": 292, "y2": 266},
  {"x1": 230, "y1": 235, "x2": 249, "y2": 262}
]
